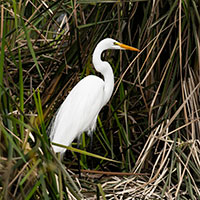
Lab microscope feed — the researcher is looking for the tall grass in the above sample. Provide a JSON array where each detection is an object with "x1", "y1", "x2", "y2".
[{"x1": 0, "y1": 0, "x2": 200, "y2": 199}]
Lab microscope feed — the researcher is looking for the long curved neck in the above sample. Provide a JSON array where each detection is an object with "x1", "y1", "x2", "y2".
[{"x1": 92, "y1": 44, "x2": 114, "y2": 105}]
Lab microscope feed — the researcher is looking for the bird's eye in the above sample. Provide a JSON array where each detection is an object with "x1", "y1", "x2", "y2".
[{"x1": 114, "y1": 42, "x2": 117, "y2": 45}]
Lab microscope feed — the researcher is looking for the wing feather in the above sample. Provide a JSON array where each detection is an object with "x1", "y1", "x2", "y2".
[{"x1": 50, "y1": 75, "x2": 105, "y2": 153}]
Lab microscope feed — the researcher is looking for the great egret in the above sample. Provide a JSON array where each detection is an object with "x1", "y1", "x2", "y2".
[{"x1": 49, "y1": 38, "x2": 139, "y2": 154}]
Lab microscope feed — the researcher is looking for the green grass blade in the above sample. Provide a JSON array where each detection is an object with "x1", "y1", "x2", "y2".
[
  {"x1": 21, "y1": 19, "x2": 43, "y2": 79},
  {"x1": 53, "y1": 143, "x2": 121, "y2": 163}
]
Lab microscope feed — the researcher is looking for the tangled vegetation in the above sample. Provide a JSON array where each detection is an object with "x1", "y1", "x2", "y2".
[{"x1": 0, "y1": 0, "x2": 200, "y2": 199}]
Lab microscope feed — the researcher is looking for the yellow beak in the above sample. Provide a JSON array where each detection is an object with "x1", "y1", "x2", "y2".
[{"x1": 116, "y1": 42, "x2": 140, "y2": 52}]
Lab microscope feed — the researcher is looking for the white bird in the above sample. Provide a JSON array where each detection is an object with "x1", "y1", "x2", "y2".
[{"x1": 49, "y1": 38, "x2": 139, "y2": 154}]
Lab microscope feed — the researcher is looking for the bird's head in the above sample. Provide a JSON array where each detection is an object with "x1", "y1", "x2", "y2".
[{"x1": 98, "y1": 38, "x2": 140, "y2": 52}]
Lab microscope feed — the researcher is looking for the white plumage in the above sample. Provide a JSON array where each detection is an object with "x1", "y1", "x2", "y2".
[{"x1": 49, "y1": 38, "x2": 139, "y2": 154}]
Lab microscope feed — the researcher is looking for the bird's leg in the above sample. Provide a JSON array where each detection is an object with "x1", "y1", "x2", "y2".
[
  {"x1": 89, "y1": 132, "x2": 93, "y2": 152},
  {"x1": 77, "y1": 136, "x2": 82, "y2": 178},
  {"x1": 77, "y1": 135, "x2": 82, "y2": 148},
  {"x1": 89, "y1": 132, "x2": 94, "y2": 169}
]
